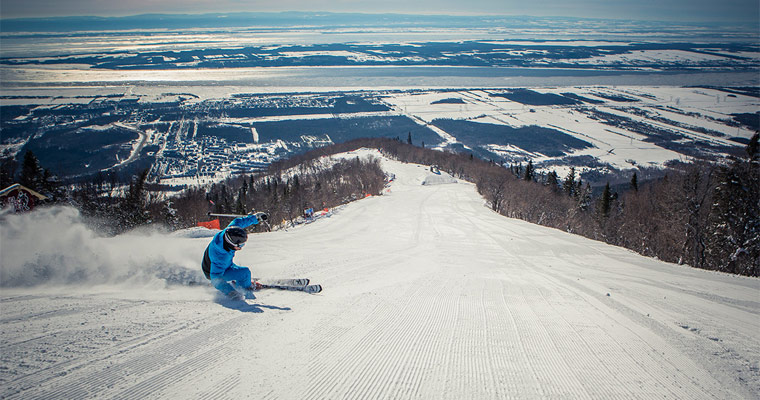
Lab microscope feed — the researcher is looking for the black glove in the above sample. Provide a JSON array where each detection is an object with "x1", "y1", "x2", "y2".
[{"x1": 254, "y1": 212, "x2": 269, "y2": 221}]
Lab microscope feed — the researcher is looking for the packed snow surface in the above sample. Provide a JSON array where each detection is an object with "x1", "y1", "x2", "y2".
[{"x1": 1, "y1": 149, "x2": 758, "y2": 399}]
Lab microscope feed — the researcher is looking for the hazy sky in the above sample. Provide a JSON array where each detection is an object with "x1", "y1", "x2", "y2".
[{"x1": 1, "y1": 0, "x2": 759, "y2": 23}]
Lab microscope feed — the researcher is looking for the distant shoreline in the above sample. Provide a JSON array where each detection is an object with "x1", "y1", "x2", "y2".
[{"x1": 1, "y1": 67, "x2": 757, "y2": 97}]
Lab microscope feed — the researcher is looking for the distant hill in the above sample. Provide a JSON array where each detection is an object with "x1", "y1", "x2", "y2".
[{"x1": 2, "y1": 12, "x2": 755, "y2": 33}]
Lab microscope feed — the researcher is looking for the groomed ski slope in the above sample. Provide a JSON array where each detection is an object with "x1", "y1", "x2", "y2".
[{"x1": 1, "y1": 149, "x2": 758, "y2": 399}]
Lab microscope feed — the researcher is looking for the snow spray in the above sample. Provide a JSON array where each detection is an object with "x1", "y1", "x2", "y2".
[{"x1": 0, "y1": 206, "x2": 206, "y2": 287}]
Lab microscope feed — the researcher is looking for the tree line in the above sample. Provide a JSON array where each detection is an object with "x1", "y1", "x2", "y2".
[
  {"x1": 282, "y1": 135, "x2": 758, "y2": 276},
  {"x1": 5, "y1": 133, "x2": 758, "y2": 276},
  {"x1": 179, "y1": 154, "x2": 387, "y2": 231},
  {"x1": 5, "y1": 148, "x2": 387, "y2": 235}
]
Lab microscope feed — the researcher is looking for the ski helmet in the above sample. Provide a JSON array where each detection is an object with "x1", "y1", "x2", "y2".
[{"x1": 224, "y1": 226, "x2": 248, "y2": 248}]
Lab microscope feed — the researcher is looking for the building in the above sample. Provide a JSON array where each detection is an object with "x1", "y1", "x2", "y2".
[{"x1": 0, "y1": 184, "x2": 49, "y2": 213}]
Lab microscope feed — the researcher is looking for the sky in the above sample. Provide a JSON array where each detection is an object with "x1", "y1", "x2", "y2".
[
  {"x1": 0, "y1": 0, "x2": 760, "y2": 24},
  {"x1": 1, "y1": 0, "x2": 759, "y2": 23}
]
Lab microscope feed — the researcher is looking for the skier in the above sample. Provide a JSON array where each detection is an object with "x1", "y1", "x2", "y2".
[{"x1": 202, "y1": 212, "x2": 268, "y2": 300}]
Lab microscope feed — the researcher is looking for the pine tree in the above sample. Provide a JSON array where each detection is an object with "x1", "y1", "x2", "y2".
[
  {"x1": 407, "y1": 132, "x2": 412, "y2": 145},
  {"x1": 631, "y1": 172, "x2": 639, "y2": 192},
  {"x1": 747, "y1": 132, "x2": 759, "y2": 160},
  {"x1": 546, "y1": 170, "x2": 559, "y2": 192},
  {"x1": 19, "y1": 150, "x2": 43, "y2": 191},
  {"x1": 241, "y1": 177, "x2": 249, "y2": 198},
  {"x1": 600, "y1": 182, "x2": 612, "y2": 216},
  {"x1": 162, "y1": 199, "x2": 179, "y2": 229},
  {"x1": 575, "y1": 178, "x2": 583, "y2": 199},
  {"x1": 0, "y1": 152, "x2": 16, "y2": 189},
  {"x1": 563, "y1": 167, "x2": 576, "y2": 197},
  {"x1": 577, "y1": 182, "x2": 592, "y2": 211},
  {"x1": 524, "y1": 160, "x2": 534, "y2": 182},
  {"x1": 234, "y1": 189, "x2": 246, "y2": 215},
  {"x1": 121, "y1": 169, "x2": 151, "y2": 229},
  {"x1": 219, "y1": 184, "x2": 231, "y2": 212}
]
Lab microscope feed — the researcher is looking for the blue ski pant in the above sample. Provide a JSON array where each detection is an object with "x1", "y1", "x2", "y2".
[{"x1": 210, "y1": 266, "x2": 252, "y2": 295}]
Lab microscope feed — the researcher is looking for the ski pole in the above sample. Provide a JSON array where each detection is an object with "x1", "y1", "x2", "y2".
[
  {"x1": 208, "y1": 212, "x2": 270, "y2": 223},
  {"x1": 208, "y1": 213, "x2": 248, "y2": 218}
]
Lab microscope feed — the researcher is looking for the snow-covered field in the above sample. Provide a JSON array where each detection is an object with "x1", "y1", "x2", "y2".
[
  {"x1": 384, "y1": 87, "x2": 759, "y2": 174},
  {"x1": 1, "y1": 150, "x2": 758, "y2": 399}
]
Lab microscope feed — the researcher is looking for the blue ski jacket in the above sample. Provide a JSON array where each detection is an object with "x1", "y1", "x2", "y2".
[{"x1": 202, "y1": 215, "x2": 260, "y2": 281}]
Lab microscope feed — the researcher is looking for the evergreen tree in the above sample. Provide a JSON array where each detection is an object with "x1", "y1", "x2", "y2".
[
  {"x1": 577, "y1": 182, "x2": 592, "y2": 211},
  {"x1": 19, "y1": 150, "x2": 43, "y2": 191},
  {"x1": 234, "y1": 189, "x2": 246, "y2": 215},
  {"x1": 121, "y1": 169, "x2": 151, "y2": 229},
  {"x1": 600, "y1": 182, "x2": 612, "y2": 216},
  {"x1": 546, "y1": 170, "x2": 559, "y2": 192},
  {"x1": 162, "y1": 199, "x2": 179, "y2": 229},
  {"x1": 524, "y1": 160, "x2": 534, "y2": 182},
  {"x1": 125, "y1": 170, "x2": 148, "y2": 211},
  {"x1": 407, "y1": 132, "x2": 412, "y2": 145},
  {"x1": 705, "y1": 137, "x2": 760, "y2": 276},
  {"x1": 575, "y1": 178, "x2": 583, "y2": 199},
  {"x1": 631, "y1": 172, "x2": 639, "y2": 192},
  {"x1": 0, "y1": 152, "x2": 16, "y2": 189},
  {"x1": 746, "y1": 132, "x2": 759, "y2": 160},
  {"x1": 241, "y1": 178, "x2": 249, "y2": 198},
  {"x1": 219, "y1": 184, "x2": 231, "y2": 212},
  {"x1": 563, "y1": 167, "x2": 576, "y2": 197}
]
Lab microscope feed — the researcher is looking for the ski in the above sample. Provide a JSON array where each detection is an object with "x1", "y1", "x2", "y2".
[
  {"x1": 253, "y1": 278, "x2": 310, "y2": 287},
  {"x1": 261, "y1": 284, "x2": 322, "y2": 294},
  {"x1": 266, "y1": 278, "x2": 310, "y2": 287}
]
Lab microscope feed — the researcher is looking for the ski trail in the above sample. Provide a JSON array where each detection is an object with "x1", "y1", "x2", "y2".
[
  {"x1": 453, "y1": 196, "x2": 742, "y2": 399},
  {"x1": 196, "y1": 374, "x2": 241, "y2": 400},
  {"x1": 2, "y1": 151, "x2": 756, "y2": 399},
  {"x1": 1, "y1": 299, "x2": 248, "y2": 400},
  {"x1": 303, "y1": 280, "x2": 441, "y2": 399}
]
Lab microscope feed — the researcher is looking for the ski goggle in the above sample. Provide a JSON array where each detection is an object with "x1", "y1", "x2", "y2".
[{"x1": 224, "y1": 234, "x2": 246, "y2": 248}]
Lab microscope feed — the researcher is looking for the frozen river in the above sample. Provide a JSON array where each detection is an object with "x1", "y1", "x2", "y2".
[{"x1": 2, "y1": 65, "x2": 758, "y2": 92}]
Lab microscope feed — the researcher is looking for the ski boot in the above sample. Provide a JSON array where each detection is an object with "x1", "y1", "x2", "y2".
[{"x1": 227, "y1": 290, "x2": 244, "y2": 301}]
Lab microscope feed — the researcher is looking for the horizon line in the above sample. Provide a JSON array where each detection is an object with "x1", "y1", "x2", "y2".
[{"x1": 0, "y1": 10, "x2": 755, "y2": 25}]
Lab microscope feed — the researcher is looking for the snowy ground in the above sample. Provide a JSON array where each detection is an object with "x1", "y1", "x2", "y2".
[
  {"x1": 1, "y1": 149, "x2": 758, "y2": 399},
  {"x1": 383, "y1": 86, "x2": 759, "y2": 174}
]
